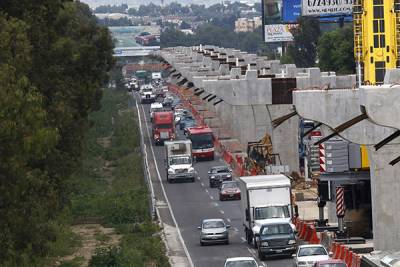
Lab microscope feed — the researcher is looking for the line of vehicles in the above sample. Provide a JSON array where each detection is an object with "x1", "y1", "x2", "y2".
[{"x1": 135, "y1": 72, "x2": 346, "y2": 267}]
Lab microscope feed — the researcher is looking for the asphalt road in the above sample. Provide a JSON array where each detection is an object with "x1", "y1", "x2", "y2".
[{"x1": 133, "y1": 93, "x2": 294, "y2": 267}]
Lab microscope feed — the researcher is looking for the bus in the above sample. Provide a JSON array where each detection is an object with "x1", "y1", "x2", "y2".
[{"x1": 186, "y1": 126, "x2": 214, "y2": 160}]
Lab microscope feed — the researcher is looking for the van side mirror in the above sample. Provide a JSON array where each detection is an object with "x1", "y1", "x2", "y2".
[
  {"x1": 197, "y1": 226, "x2": 201, "y2": 230},
  {"x1": 245, "y1": 209, "x2": 250, "y2": 221},
  {"x1": 329, "y1": 251, "x2": 333, "y2": 257},
  {"x1": 226, "y1": 225, "x2": 231, "y2": 228}
]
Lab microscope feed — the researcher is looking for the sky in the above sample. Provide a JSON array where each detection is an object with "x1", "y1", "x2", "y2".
[{"x1": 80, "y1": 0, "x2": 257, "y2": 8}]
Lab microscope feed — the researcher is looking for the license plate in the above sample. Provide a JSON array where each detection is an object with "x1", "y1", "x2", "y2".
[
  {"x1": 229, "y1": 194, "x2": 234, "y2": 197},
  {"x1": 275, "y1": 249, "x2": 283, "y2": 253},
  {"x1": 211, "y1": 236, "x2": 218, "y2": 239}
]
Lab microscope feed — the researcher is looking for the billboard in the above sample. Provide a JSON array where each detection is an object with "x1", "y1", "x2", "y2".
[
  {"x1": 264, "y1": 24, "x2": 295, "y2": 42},
  {"x1": 262, "y1": 0, "x2": 282, "y2": 25},
  {"x1": 282, "y1": 0, "x2": 301, "y2": 23},
  {"x1": 301, "y1": 0, "x2": 353, "y2": 17}
]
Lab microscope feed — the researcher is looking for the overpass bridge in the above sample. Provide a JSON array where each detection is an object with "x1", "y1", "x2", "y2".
[{"x1": 113, "y1": 46, "x2": 160, "y2": 57}]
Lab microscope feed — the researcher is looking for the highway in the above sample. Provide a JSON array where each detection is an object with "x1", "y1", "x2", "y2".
[{"x1": 132, "y1": 93, "x2": 294, "y2": 267}]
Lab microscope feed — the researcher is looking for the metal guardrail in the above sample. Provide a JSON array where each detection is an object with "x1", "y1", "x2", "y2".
[{"x1": 129, "y1": 93, "x2": 156, "y2": 219}]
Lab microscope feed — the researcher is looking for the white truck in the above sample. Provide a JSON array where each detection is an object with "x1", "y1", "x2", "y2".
[
  {"x1": 140, "y1": 84, "x2": 156, "y2": 104},
  {"x1": 165, "y1": 140, "x2": 197, "y2": 183},
  {"x1": 151, "y1": 72, "x2": 162, "y2": 80},
  {"x1": 238, "y1": 174, "x2": 293, "y2": 247},
  {"x1": 150, "y1": 102, "x2": 163, "y2": 122}
]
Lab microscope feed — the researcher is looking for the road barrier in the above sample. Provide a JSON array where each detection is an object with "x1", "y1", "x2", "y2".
[{"x1": 294, "y1": 218, "x2": 362, "y2": 267}]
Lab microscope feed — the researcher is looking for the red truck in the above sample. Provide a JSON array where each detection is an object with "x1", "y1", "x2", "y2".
[{"x1": 152, "y1": 111, "x2": 175, "y2": 145}]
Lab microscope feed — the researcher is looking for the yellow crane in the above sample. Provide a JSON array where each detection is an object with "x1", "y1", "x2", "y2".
[
  {"x1": 352, "y1": 0, "x2": 400, "y2": 168},
  {"x1": 354, "y1": 0, "x2": 399, "y2": 85}
]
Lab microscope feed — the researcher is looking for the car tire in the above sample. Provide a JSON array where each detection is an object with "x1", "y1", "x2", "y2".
[
  {"x1": 225, "y1": 240, "x2": 229, "y2": 245},
  {"x1": 246, "y1": 229, "x2": 252, "y2": 245},
  {"x1": 253, "y1": 236, "x2": 259, "y2": 248},
  {"x1": 258, "y1": 248, "x2": 265, "y2": 261},
  {"x1": 200, "y1": 241, "x2": 204, "y2": 246},
  {"x1": 219, "y1": 196, "x2": 223, "y2": 201},
  {"x1": 191, "y1": 177, "x2": 195, "y2": 182},
  {"x1": 210, "y1": 155, "x2": 214, "y2": 161}
]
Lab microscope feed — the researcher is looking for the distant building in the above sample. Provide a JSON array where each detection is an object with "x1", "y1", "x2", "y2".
[
  {"x1": 234, "y1": 17, "x2": 262, "y2": 32},
  {"x1": 180, "y1": 29, "x2": 194, "y2": 35}
]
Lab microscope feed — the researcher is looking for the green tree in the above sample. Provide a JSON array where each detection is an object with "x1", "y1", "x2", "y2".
[
  {"x1": 0, "y1": 0, "x2": 114, "y2": 263},
  {"x1": 0, "y1": 15, "x2": 59, "y2": 264},
  {"x1": 285, "y1": 17, "x2": 321, "y2": 67},
  {"x1": 318, "y1": 26, "x2": 355, "y2": 74}
]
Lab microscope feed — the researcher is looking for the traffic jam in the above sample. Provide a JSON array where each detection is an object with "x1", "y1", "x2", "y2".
[{"x1": 127, "y1": 71, "x2": 346, "y2": 267}]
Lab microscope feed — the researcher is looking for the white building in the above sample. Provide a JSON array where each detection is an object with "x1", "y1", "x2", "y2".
[{"x1": 234, "y1": 16, "x2": 262, "y2": 33}]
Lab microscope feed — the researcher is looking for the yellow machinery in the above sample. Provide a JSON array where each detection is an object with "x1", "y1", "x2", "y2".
[
  {"x1": 352, "y1": 0, "x2": 400, "y2": 167},
  {"x1": 353, "y1": 0, "x2": 399, "y2": 85},
  {"x1": 246, "y1": 133, "x2": 283, "y2": 174}
]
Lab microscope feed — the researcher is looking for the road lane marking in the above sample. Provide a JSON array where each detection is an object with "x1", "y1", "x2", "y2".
[
  {"x1": 197, "y1": 176, "x2": 200, "y2": 180},
  {"x1": 201, "y1": 182, "x2": 204, "y2": 187},
  {"x1": 227, "y1": 218, "x2": 231, "y2": 223},
  {"x1": 233, "y1": 227, "x2": 239, "y2": 232},
  {"x1": 220, "y1": 210, "x2": 225, "y2": 214},
  {"x1": 241, "y1": 237, "x2": 247, "y2": 242},
  {"x1": 205, "y1": 189, "x2": 208, "y2": 193},
  {"x1": 210, "y1": 196, "x2": 214, "y2": 200},
  {"x1": 136, "y1": 96, "x2": 194, "y2": 267},
  {"x1": 213, "y1": 202, "x2": 219, "y2": 207}
]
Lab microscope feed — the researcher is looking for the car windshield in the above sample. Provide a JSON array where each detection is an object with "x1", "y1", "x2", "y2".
[
  {"x1": 254, "y1": 206, "x2": 290, "y2": 220},
  {"x1": 222, "y1": 182, "x2": 238, "y2": 189},
  {"x1": 156, "y1": 124, "x2": 172, "y2": 129},
  {"x1": 182, "y1": 117, "x2": 194, "y2": 122},
  {"x1": 319, "y1": 264, "x2": 347, "y2": 267},
  {"x1": 225, "y1": 260, "x2": 257, "y2": 267},
  {"x1": 170, "y1": 157, "x2": 191, "y2": 165},
  {"x1": 298, "y1": 247, "x2": 327, "y2": 257},
  {"x1": 203, "y1": 221, "x2": 225, "y2": 229},
  {"x1": 190, "y1": 133, "x2": 213, "y2": 149},
  {"x1": 260, "y1": 224, "x2": 292, "y2": 235},
  {"x1": 151, "y1": 108, "x2": 163, "y2": 113}
]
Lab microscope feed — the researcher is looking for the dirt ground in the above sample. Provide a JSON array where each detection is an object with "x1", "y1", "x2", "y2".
[{"x1": 57, "y1": 224, "x2": 121, "y2": 267}]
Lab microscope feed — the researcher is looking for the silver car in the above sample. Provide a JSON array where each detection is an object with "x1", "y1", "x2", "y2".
[
  {"x1": 208, "y1": 166, "x2": 233, "y2": 188},
  {"x1": 224, "y1": 257, "x2": 258, "y2": 267},
  {"x1": 198, "y1": 218, "x2": 230, "y2": 246},
  {"x1": 293, "y1": 244, "x2": 332, "y2": 267}
]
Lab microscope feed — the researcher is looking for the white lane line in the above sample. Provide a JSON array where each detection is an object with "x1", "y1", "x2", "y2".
[
  {"x1": 137, "y1": 97, "x2": 194, "y2": 267},
  {"x1": 233, "y1": 227, "x2": 239, "y2": 232},
  {"x1": 205, "y1": 189, "x2": 209, "y2": 193},
  {"x1": 210, "y1": 195, "x2": 214, "y2": 200},
  {"x1": 197, "y1": 176, "x2": 201, "y2": 180},
  {"x1": 213, "y1": 202, "x2": 219, "y2": 207},
  {"x1": 247, "y1": 248, "x2": 266, "y2": 267},
  {"x1": 241, "y1": 237, "x2": 247, "y2": 242},
  {"x1": 220, "y1": 210, "x2": 225, "y2": 214},
  {"x1": 201, "y1": 182, "x2": 204, "y2": 187},
  {"x1": 227, "y1": 218, "x2": 231, "y2": 223}
]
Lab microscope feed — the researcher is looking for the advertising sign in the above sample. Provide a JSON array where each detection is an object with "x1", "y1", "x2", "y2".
[
  {"x1": 262, "y1": 0, "x2": 282, "y2": 25},
  {"x1": 283, "y1": 0, "x2": 301, "y2": 23},
  {"x1": 302, "y1": 0, "x2": 353, "y2": 16},
  {"x1": 264, "y1": 24, "x2": 295, "y2": 42}
]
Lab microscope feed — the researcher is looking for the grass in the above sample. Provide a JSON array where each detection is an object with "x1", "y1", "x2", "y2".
[
  {"x1": 68, "y1": 89, "x2": 170, "y2": 267},
  {"x1": 59, "y1": 257, "x2": 85, "y2": 267}
]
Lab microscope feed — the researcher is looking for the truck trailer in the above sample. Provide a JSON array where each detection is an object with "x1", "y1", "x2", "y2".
[
  {"x1": 238, "y1": 174, "x2": 293, "y2": 247},
  {"x1": 165, "y1": 140, "x2": 197, "y2": 183}
]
